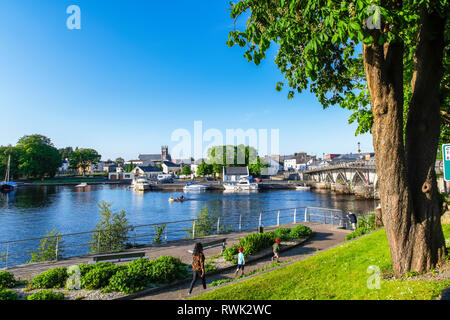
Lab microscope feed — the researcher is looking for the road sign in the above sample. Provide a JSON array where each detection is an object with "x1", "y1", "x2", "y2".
[{"x1": 443, "y1": 144, "x2": 450, "y2": 181}]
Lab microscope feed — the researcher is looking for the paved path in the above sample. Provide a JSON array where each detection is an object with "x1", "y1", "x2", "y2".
[
  {"x1": 5, "y1": 222, "x2": 349, "y2": 300},
  {"x1": 134, "y1": 223, "x2": 349, "y2": 300}
]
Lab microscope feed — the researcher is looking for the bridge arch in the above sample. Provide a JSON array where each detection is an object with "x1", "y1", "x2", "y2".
[
  {"x1": 351, "y1": 170, "x2": 367, "y2": 186},
  {"x1": 335, "y1": 172, "x2": 348, "y2": 185}
]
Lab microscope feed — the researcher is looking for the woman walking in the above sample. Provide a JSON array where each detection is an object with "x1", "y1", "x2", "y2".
[{"x1": 188, "y1": 242, "x2": 207, "y2": 295}]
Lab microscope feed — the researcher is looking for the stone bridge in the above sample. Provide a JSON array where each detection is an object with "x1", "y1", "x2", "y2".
[{"x1": 300, "y1": 162, "x2": 379, "y2": 199}]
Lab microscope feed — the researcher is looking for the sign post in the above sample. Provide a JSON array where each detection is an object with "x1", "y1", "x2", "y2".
[{"x1": 443, "y1": 144, "x2": 450, "y2": 181}]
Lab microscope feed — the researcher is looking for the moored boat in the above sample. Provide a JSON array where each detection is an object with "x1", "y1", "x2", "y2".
[
  {"x1": 223, "y1": 177, "x2": 258, "y2": 192},
  {"x1": 183, "y1": 182, "x2": 208, "y2": 192},
  {"x1": 1, "y1": 155, "x2": 16, "y2": 193},
  {"x1": 134, "y1": 177, "x2": 150, "y2": 191},
  {"x1": 295, "y1": 184, "x2": 311, "y2": 191}
]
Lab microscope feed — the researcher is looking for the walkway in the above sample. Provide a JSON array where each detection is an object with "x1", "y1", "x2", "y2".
[
  {"x1": 134, "y1": 223, "x2": 349, "y2": 300},
  {"x1": 5, "y1": 222, "x2": 349, "y2": 300}
]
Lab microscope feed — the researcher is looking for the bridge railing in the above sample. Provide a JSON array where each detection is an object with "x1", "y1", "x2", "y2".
[{"x1": 0, "y1": 206, "x2": 361, "y2": 269}]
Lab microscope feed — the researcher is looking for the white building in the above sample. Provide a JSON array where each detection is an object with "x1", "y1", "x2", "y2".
[
  {"x1": 131, "y1": 166, "x2": 162, "y2": 180},
  {"x1": 223, "y1": 166, "x2": 249, "y2": 182}
]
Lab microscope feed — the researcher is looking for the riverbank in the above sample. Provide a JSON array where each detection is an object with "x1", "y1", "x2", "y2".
[
  {"x1": 193, "y1": 224, "x2": 450, "y2": 300},
  {"x1": 2, "y1": 222, "x2": 348, "y2": 300}
]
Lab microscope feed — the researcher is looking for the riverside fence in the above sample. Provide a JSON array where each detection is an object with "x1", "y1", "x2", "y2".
[{"x1": 0, "y1": 206, "x2": 368, "y2": 269}]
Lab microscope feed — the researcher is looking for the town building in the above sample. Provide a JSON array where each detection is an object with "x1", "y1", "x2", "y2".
[
  {"x1": 138, "y1": 146, "x2": 172, "y2": 166},
  {"x1": 108, "y1": 172, "x2": 134, "y2": 180},
  {"x1": 223, "y1": 166, "x2": 249, "y2": 182},
  {"x1": 131, "y1": 166, "x2": 162, "y2": 180},
  {"x1": 162, "y1": 161, "x2": 182, "y2": 174}
]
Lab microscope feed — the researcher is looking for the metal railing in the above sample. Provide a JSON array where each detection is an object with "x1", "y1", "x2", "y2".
[{"x1": 0, "y1": 206, "x2": 366, "y2": 269}]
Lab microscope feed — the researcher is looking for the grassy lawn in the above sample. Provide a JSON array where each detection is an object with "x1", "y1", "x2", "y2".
[{"x1": 193, "y1": 224, "x2": 450, "y2": 300}]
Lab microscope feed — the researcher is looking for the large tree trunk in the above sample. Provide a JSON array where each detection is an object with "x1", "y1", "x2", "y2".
[
  {"x1": 363, "y1": 2, "x2": 446, "y2": 277},
  {"x1": 404, "y1": 7, "x2": 447, "y2": 273}
]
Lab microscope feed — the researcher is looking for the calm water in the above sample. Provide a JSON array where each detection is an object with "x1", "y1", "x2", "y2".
[{"x1": 0, "y1": 185, "x2": 376, "y2": 243}]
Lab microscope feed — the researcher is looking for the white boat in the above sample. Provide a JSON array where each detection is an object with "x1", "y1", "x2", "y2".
[
  {"x1": 183, "y1": 182, "x2": 208, "y2": 192},
  {"x1": 134, "y1": 177, "x2": 150, "y2": 191},
  {"x1": 296, "y1": 184, "x2": 311, "y2": 191},
  {"x1": 75, "y1": 183, "x2": 88, "y2": 188},
  {"x1": 223, "y1": 177, "x2": 259, "y2": 192}
]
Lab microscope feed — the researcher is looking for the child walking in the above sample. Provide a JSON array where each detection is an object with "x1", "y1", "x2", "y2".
[
  {"x1": 235, "y1": 247, "x2": 245, "y2": 277},
  {"x1": 272, "y1": 238, "x2": 281, "y2": 263}
]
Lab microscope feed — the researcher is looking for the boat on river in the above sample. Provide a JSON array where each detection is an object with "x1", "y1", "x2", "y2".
[
  {"x1": 75, "y1": 182, "x2": 88, "y2": 188},
  {"x1": 295, "y1": 184, "x2": 311, "y2": 191},
  {"x1": 1, "y1": 155, "x2": 16, "y2": 193},
  {"x1": 134, "y1": 177, "x2": 151, "y2": 191},
  {"x1": 183, "y1": 182, "x2": 208, "y2": 192},
  {"x1": 223, "y1": 177, "x2": 258, "y2": 192}
]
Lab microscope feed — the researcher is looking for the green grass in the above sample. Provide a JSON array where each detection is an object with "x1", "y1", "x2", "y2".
[{"x1": 193, "y1": 225, "x2": 450, "y2": 300}]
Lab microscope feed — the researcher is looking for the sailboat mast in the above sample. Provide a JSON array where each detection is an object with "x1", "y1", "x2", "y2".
[{"x1": 5, "y1": 154, "x2": 10, "y2": 183}]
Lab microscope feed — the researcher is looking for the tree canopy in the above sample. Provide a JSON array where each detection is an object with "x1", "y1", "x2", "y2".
[
  {"x1": 227, "y1": 0, "x2": 448, "y2": 139},
  {"x1": 69, "y1": 148, "x2": 101, "y2": 175},
  {"x1": 16, "y1": 135, "x2": 61, "y2": 179}
]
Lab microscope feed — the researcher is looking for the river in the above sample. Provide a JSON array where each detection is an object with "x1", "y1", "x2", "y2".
[{"x1": 0, "y1": 185, "x2": 377, "y2": 266}]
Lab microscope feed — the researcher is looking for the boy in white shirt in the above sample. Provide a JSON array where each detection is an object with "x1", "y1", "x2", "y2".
[{"x1": 235, "y1": 247, "x2": 245, "y2": 277}]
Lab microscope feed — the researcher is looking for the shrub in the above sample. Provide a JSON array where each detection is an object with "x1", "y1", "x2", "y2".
[
  {"x1": 289, "y1": 225, "x2": 313, "y2": 239},
  {"x1": 106, "y1": 268, "x2": 148, "y2": 294},
  {"x1": 26, "y1": 290, "x2": 64, "y2": 300},
  {"x1": 223, "y1": 232, "x2": 275, "y2": 262},
  {"x1": 222, "y1": 244, "x2": 240, "y2": 263},
  {"x1": 149, "y1": 256, "x2": 188, "y2": 284},
  {"x1": 89, "y1": 201, "x2": 131, "y2": 253},
  {"x1": 107, "y1": 257, "x2": 190, "y2": 294},
  {"x1": 273, "y1": 228, "x2": 292, "y2": 241},
  {"x1": 0, "y1": 271, "x2": 16, "y2": 289},
  {"x1": 345, "y1": 227, "x2": 371, "y2": 241},
  {"x1": 81, "y1": 262, "x2": 122, "y2": 290},
  {"x1": 32, "y1": 267, "x2": 68, "y2": 289},
  {"x1": 28, "y1": 229, "x2": 63, "y2": 263},
  {"x1": 0, "y1": 289, "x2": 18, "y2": 300},
  {"x1": 185, "y1": 206, "x2": 219, "y2": 238}
]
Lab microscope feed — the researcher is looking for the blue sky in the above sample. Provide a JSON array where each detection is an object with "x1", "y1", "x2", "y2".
[{"x1": 0, "y1": 0, "x2": 373, "y2": 161}]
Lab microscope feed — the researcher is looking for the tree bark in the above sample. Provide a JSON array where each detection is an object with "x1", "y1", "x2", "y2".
[
  {"x1": 404, "y1": 7, "x2": 447, "y2": 273},
  {"x1": 363, "y1": 1, "x2": 446, "y2": 277}
]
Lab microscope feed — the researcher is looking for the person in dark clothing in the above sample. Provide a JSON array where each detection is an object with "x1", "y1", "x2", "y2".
[
  {"x1": 188, "y1": 242, "x2": 206, "y2": 295},
  {"x1": 348, "y1": 212, "x2": 357, "y2": 230},
  {"x1": 272, "y1": 238, "x2": 281, "y2": 263}
]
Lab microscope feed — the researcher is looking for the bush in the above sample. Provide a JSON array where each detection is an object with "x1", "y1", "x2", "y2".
[
  {"x1": 0, "y1": 271, "x2": 16, "y2": 289},
  {"x1": 289, "y1": 225, "x2": 313, "y2": 239},
  {"x1": 273, "y1": 228, "x2": 292, "y2": 241},
  {"x1": 346, "y1": 227, "x2": 371, "y2": 241},
  {"x1": 107, "y1": 257, "x2": 190, "y2": 294},
  {"x1": 26, "y1": 290, "x2": 64, "y2": 300},
  {"x1": 0, "y1": 289, "x2": 18, "y2": 300},
  {"x1": 32, "y1": 267, "x2": 68, "y2": 289},
  {"x1": 185, "y1": 206, "x2": 219, "y2": 238},
  {"x1": 81, "y1": 262, "x2": 122, "y2": 290},
  {"x1": 222, "y1": 226, "x2": 312, "y2": 262},
  {"x1": 223, "y1": 232, "x2": 274, "y2": 262},
  {"x1": 149, "y1": 256, "x2": 188, "y2": 284},
  {"x1": 28, "y1": 229, "x2": 63, "y2": 263},
  {"x1": 89, "y1": 201, "x2": 130, "y2": 253}
]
